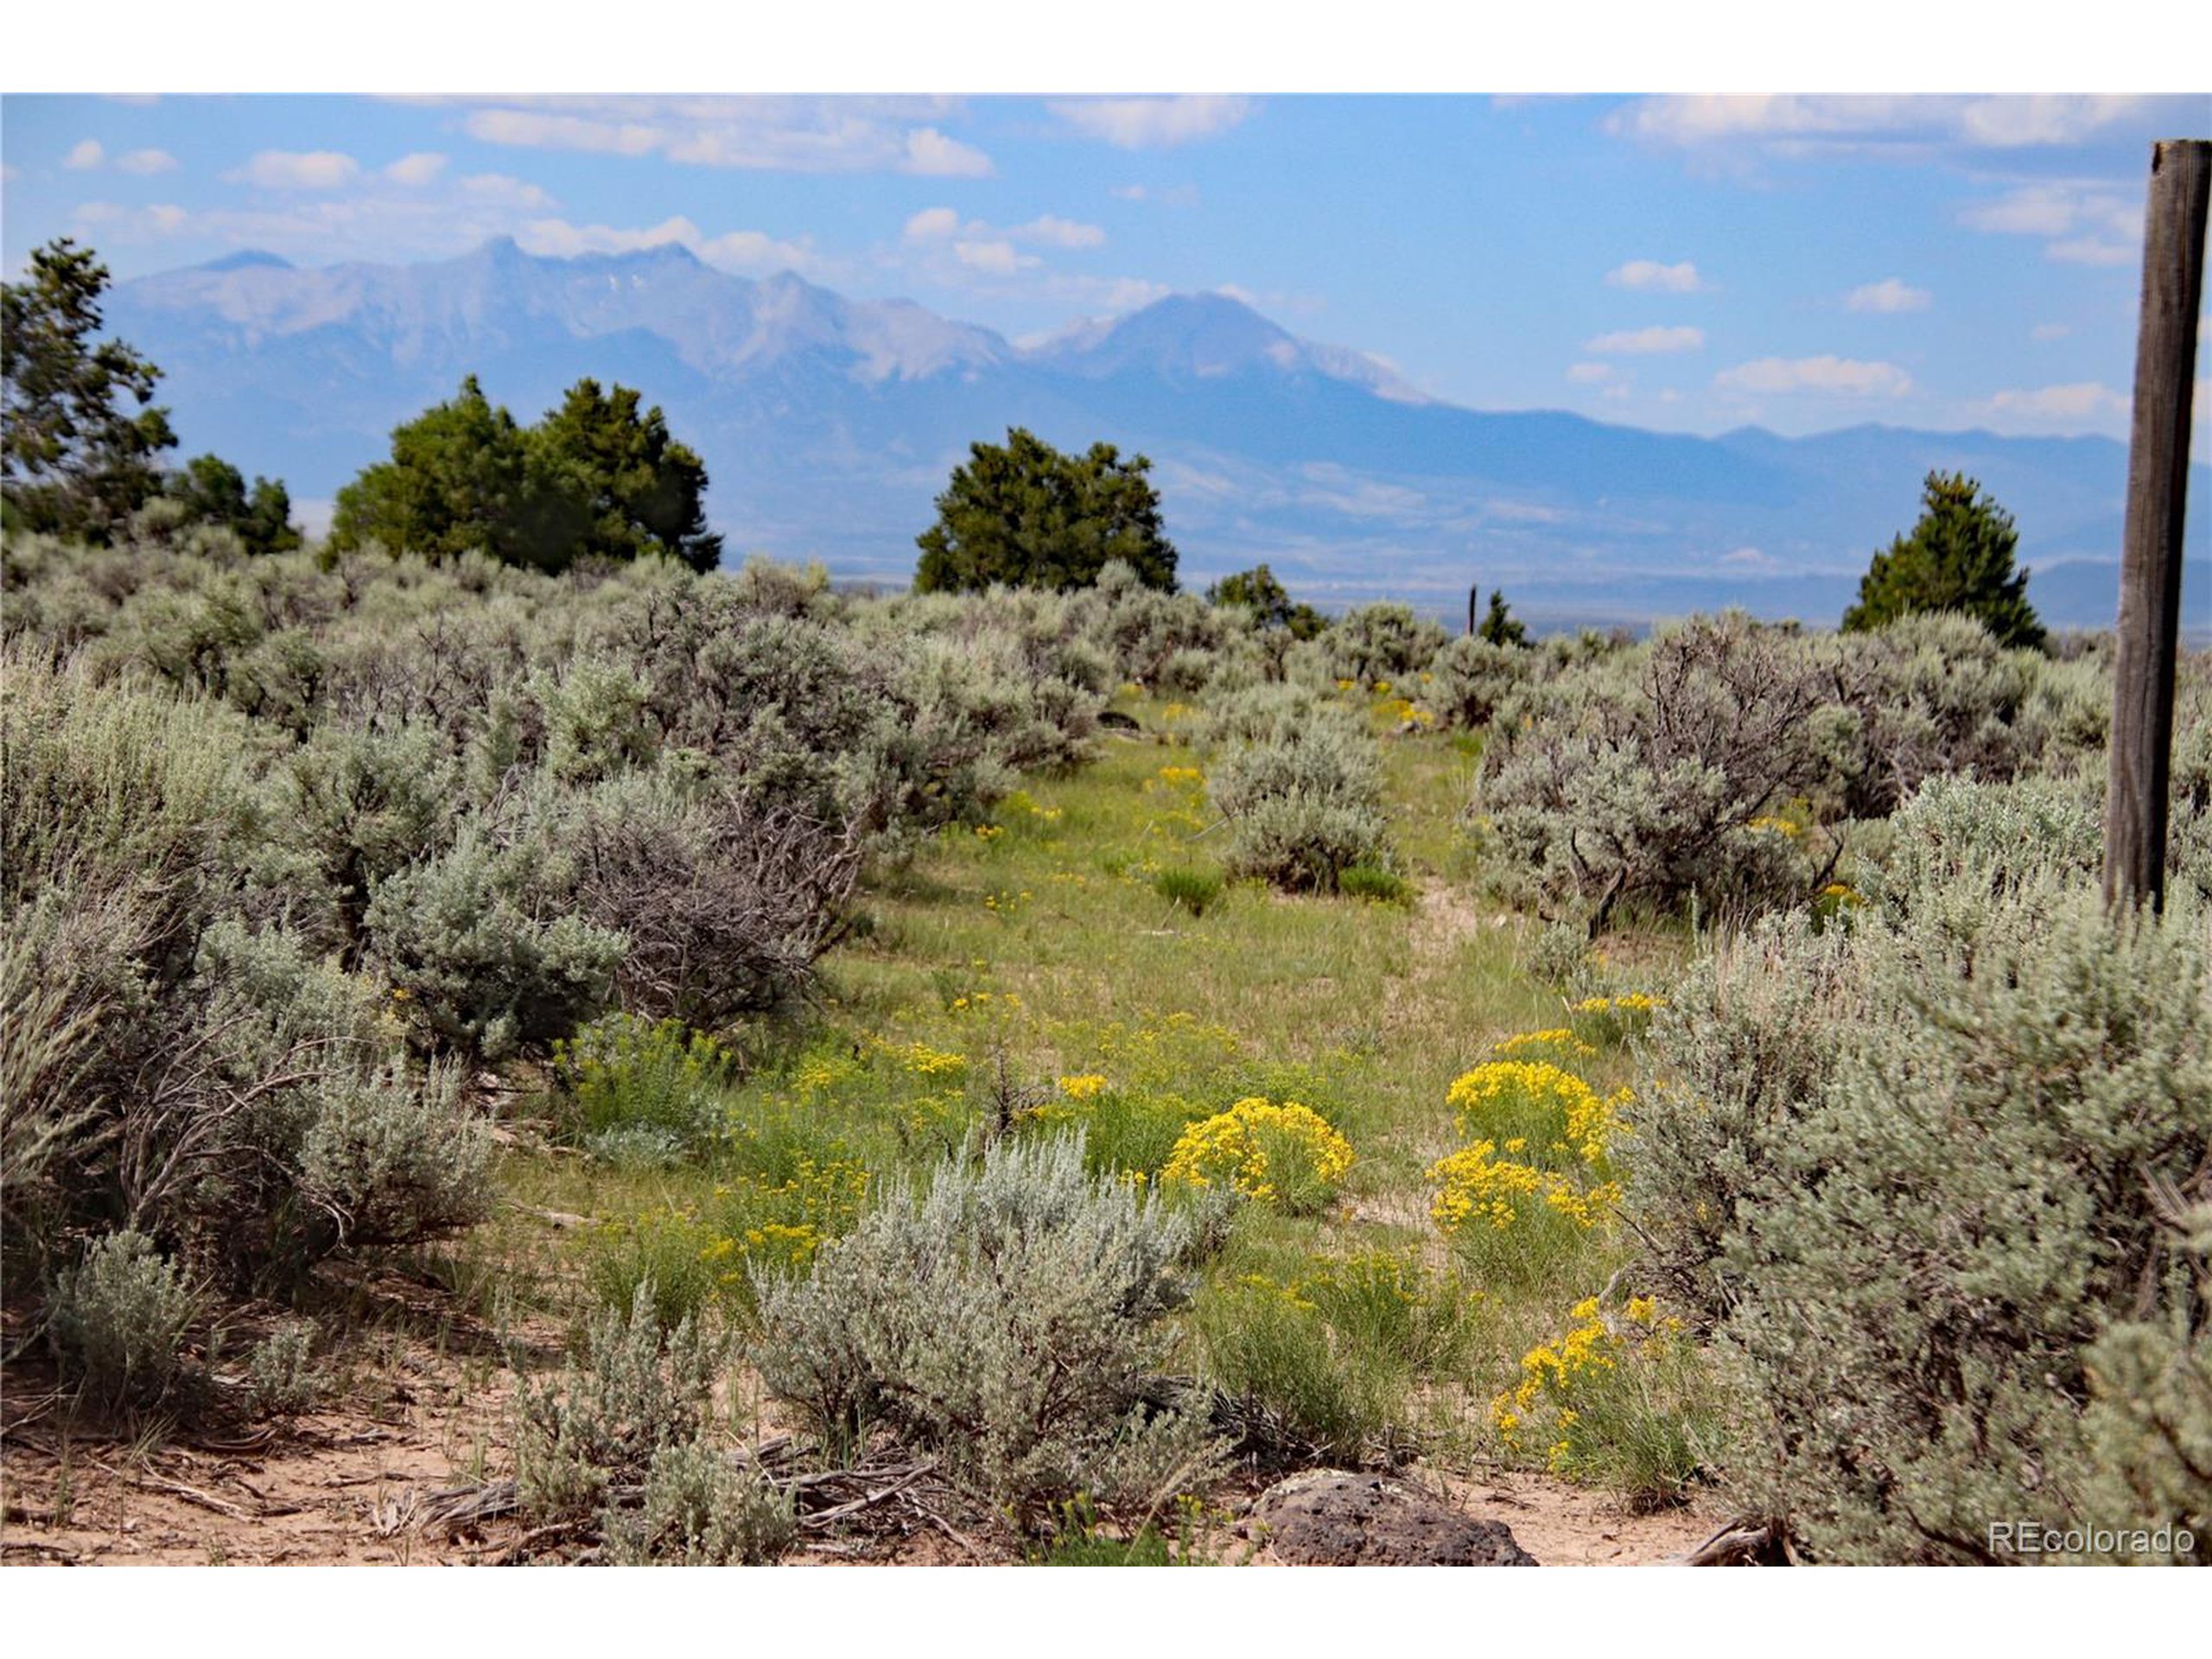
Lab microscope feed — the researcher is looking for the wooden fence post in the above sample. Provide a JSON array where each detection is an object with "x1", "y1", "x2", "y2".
[{"x1": 2104, "y1": 138, "x2": 2210, "y2": 915}]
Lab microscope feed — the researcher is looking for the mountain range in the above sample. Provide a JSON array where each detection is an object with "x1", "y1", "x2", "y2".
[{"x1": 107, "y1": 237, "x2": 2209, "y2": 634}]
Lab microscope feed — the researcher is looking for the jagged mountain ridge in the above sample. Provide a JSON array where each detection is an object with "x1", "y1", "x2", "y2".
[{"x1": 104, "y1": 238, "x2": 2206, "y2": 631}]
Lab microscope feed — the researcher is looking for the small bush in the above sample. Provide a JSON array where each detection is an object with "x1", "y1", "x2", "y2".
[
  {"x1": 1195, "y1": 1277, "x2": 1404, "y2": 1466},
  {"x1": 1209, "y1": 711, "x2": 1390, "y2": 893},
  {"x1": 365, "y1": 825, "x2": 627, "y2": 1061},
  {"x1": 1490, "y1": 1295, "x2": 1718, "y2": 1511},
  {"x1": 1152, "y1": 866, "x2": 1225, "y2": 918},
  {"x1": 555, "y1": 1013, "x2": 736, "y2": 1151},
  {"x1": 48, "y1": 1231, "x2": 202, "y2": 1412},
  {"x1": 1327, "y1": 602, "x2": 1446, "y2": 686},
  {"x1": 1160, "y1": 1097, "x2": 1355, "y2": 1216},
  {"x1": 514, "y1": 1285, "x2": 725, "y2": 1519},
  {"x1": 245, "y1": 1322, "x2": 321, "y2": 1417},
  {"x1": 603, "y1": 1440, "x2": 796, "y2": 1566},
  {"x1": 752, "y1": 1131, "x2": 1218, "y2": 1520},
  {"x1": 1338, "y1": 862, "x2": 1412, "y2": 906}
]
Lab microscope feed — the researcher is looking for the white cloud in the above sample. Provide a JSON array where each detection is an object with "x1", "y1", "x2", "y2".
[
  {"x1": 1050, "y1": 96, "x2": 1253, "y2": 149},
  {"x1": 1567, "y1": 361, "x2": 1616, "y2": 384},
  {"x1": 2031, "y1": 321, "x2": 2072, "y2": 341},
  {"x1": 1962, "y1": 180, "x2": 2140, "y2": 239},
  {"x1": 902, "y1": 127, "x2": 993, "y2": 177},
  {"x1": 903, "y1": 208, "x2": 1103, "y2": 250},
  {"x1": 2049, "y1": 237, "x2": 2135, "y2": 267},
  {"x1": 385, "y1": 152, "x2": 448, "y2": 186},
  {"x1": 1957, "y1": 96, "x2": 2159, "y2": 148},
  {"x1": 229, "y1": 149, "x2": 362, "y2": 190},
  {"x1": 1981, "y1": 381, "x2": 2127, "y2": 423},
  {"x1": 467, "y1": 109, "x2": 662, "y2": 156},
  {"x1": 1721, "y1": 546, "x2": 1775, "y2": 568},
  {"x1": 1961, "y1": 180, "x2": 2141, "y2": 266},
  {"x1": 953, "y1": 239, "x2": 1039, "y2": 275},
  {"x1": 63, "y1": 139, "x2": 105, "y2": 170},
  {"x1": 114, "y1": 148, "x2": 179, "y2": 176},
  {"x1": 1586, "y1": 325, "x2": 1705, "y2": 355},
  {"x1": 1011, "y1": 213, "x2": 1105, "y2": 250},
  {"x1": 1716, "y1": 355, "x2": 1913, "y2": 397},
  {"x1": 1846, "y1": 277, "x2": 1931, "y2": 314},
  {"x1": 1609, "y1": 94, "x2": 2170, "y2": 153},
  {"x1": 903, "y1": 207, "x2": 961, "y2": 241},
  {"x1": 454, "y1": 173, "x2": 555, "y2": 210},
  {"x1": 1606, "y1": 258, "x2": 1705, "y2": 293},
  {"x1": 69, "y1": 200, "x2": 189, "y2": 235},
  {"x1": 456, "y1": 96, "x2": 991, "y2": 177},
  {"x1": 517, "y1": 214, "x2": 817, "y2": 276}
]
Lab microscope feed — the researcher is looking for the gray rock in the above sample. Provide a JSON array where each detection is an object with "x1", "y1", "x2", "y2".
[{"x1": 1253, "y1": 1470, "x2": 1538, "y2": 1566}]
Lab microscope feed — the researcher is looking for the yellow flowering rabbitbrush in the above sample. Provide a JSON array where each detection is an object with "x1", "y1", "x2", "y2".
[{"x1": 1161, "y1": 1096, "x2": 1354, "y2": 1215}]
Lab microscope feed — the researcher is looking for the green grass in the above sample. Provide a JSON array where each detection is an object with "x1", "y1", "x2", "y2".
[{"x1": 467, "y1": 695, "x2": 1698, "y2": 1505}]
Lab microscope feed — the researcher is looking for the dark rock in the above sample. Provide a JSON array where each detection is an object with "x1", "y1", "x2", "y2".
[
  {"x1": 1252, "y1": 1470, "x2": 1538, "y2": 1566},
  {"x1": 1096, "y1": 709, "x2": 1143, "y2": 733}
]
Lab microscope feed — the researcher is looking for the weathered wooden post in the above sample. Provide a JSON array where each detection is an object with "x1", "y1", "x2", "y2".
[
  {"x1": 2104, "y1": 138, "x2": 2210, "y2": 915},
  {"x1": 1468, "y1": 582, "x2": 1479, "y2": 637}
]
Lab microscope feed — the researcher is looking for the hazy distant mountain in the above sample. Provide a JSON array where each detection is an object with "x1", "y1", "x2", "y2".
[{"x1": 106, "y1": 238, "x2": 2207, "y2": 633}]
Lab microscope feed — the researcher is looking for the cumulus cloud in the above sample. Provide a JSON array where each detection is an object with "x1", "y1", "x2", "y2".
[
  {"x1": 456, "y1": 96, "x2": 993, "y2": 177},
  {"x1": 61, "y1": 162, "x2": 570, "y2": 269},
  {"x1": 454, "y1": 173, "x2": 556, "y2": 210},
  {"x1": 72, "y1": 200, "x2": 189, "y2": 234},
  {"x1": 228, "y1": 149, "x2": 362, "y2": 190},
  {"x1": 1567, "y1": 361, "x2": 1617, "y2": 384},
  {"x1": 1961, "y1": 180, "x2": 2141, "y2": 267},
  {"x1": 903, "y1": 127, "x2": 992, "y2": 177},
  {"x1": 1014, "y1": 214, "x2": 1106, "y2": 250},
  {"x1": 114, "y1": 148, "x2": 179, "y2": 176},
  {"x1": 1715, "y1": 355, "x2": 1913, "y2": 397},
  {"x1": 953, "y1": 240, "x2": 1039, "y2": 275},
  {"x1": 385, "y1": 152, "x2": 448, "y2": 186},
  {"x1": 1585, "y1": 325, "x2": 1704, "y2": 355},
  {"x1": 1980, "y1": 382, "x2": 2127, "y2": 424},
  {"x1": 903, "y1": 207, "x2": 961, "y2": 241},
  {"x1": 1050, "y1": 96, "x2": 1253, "y2": 149},
  {"x1": 1608, "y1": 94, "x2": 2172, "y2": 153},
  {"x1": 1846, "y1": 277, "x2": 1931, "y2": 314},
  {"x1": 63, "y1": 139, "x2": 105, "y2": 170},
  {"x1": 1606, "y1": 258, "x2": 1705, "y2": 293},
  {"x1": 902, "y1": 208, "x2": 1104, "y2": 250},
  {"x1": 2049, "y1": 237, "x2": 2136, "y2": 267},
  {"x1": 517, "y1": 214, "x2": 818, "y2": 276}
]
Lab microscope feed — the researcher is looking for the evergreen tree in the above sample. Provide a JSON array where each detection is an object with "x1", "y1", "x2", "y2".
[
  {"x1": 327, "y1": 376, "x2": 537, "y2": 563},
  {"x1": 2, "y1": 238, "x2": 176, "y2": 541},
  {"x1": 1844, "y1": 471, "x2": 2045, "y2": 650},
  {"x1": 1477, "y1": 588, "x2": 1528, "y2": 647},
  {"x1": 915, "y1": 427, "x2": 1178, "y2": 593},
  {"x1": 1207, "y1": 562, "x2": 1326, "y2": 638},
  {"x1": 162, "y1": 453, "x2": 302, "y2": 556},
  {"x1": 329, "y1": 375, "x2": 721, "y2": 572},
  {"x1": 531, "y1": 378, "x2": 721, "y2": 573}
]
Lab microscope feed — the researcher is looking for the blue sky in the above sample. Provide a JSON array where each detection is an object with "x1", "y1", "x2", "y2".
[{"x1": 3, "y1": 92, "x2": 2207, "y2": 445}]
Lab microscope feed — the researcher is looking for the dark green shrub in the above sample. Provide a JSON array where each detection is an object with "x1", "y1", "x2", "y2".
[
  {"x1": 1338, "y1": 862, "x2": 1412, "y2": 906},
  {"x1": 1153, "y1": 866, "x2": 1225, "y2": 918}
]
